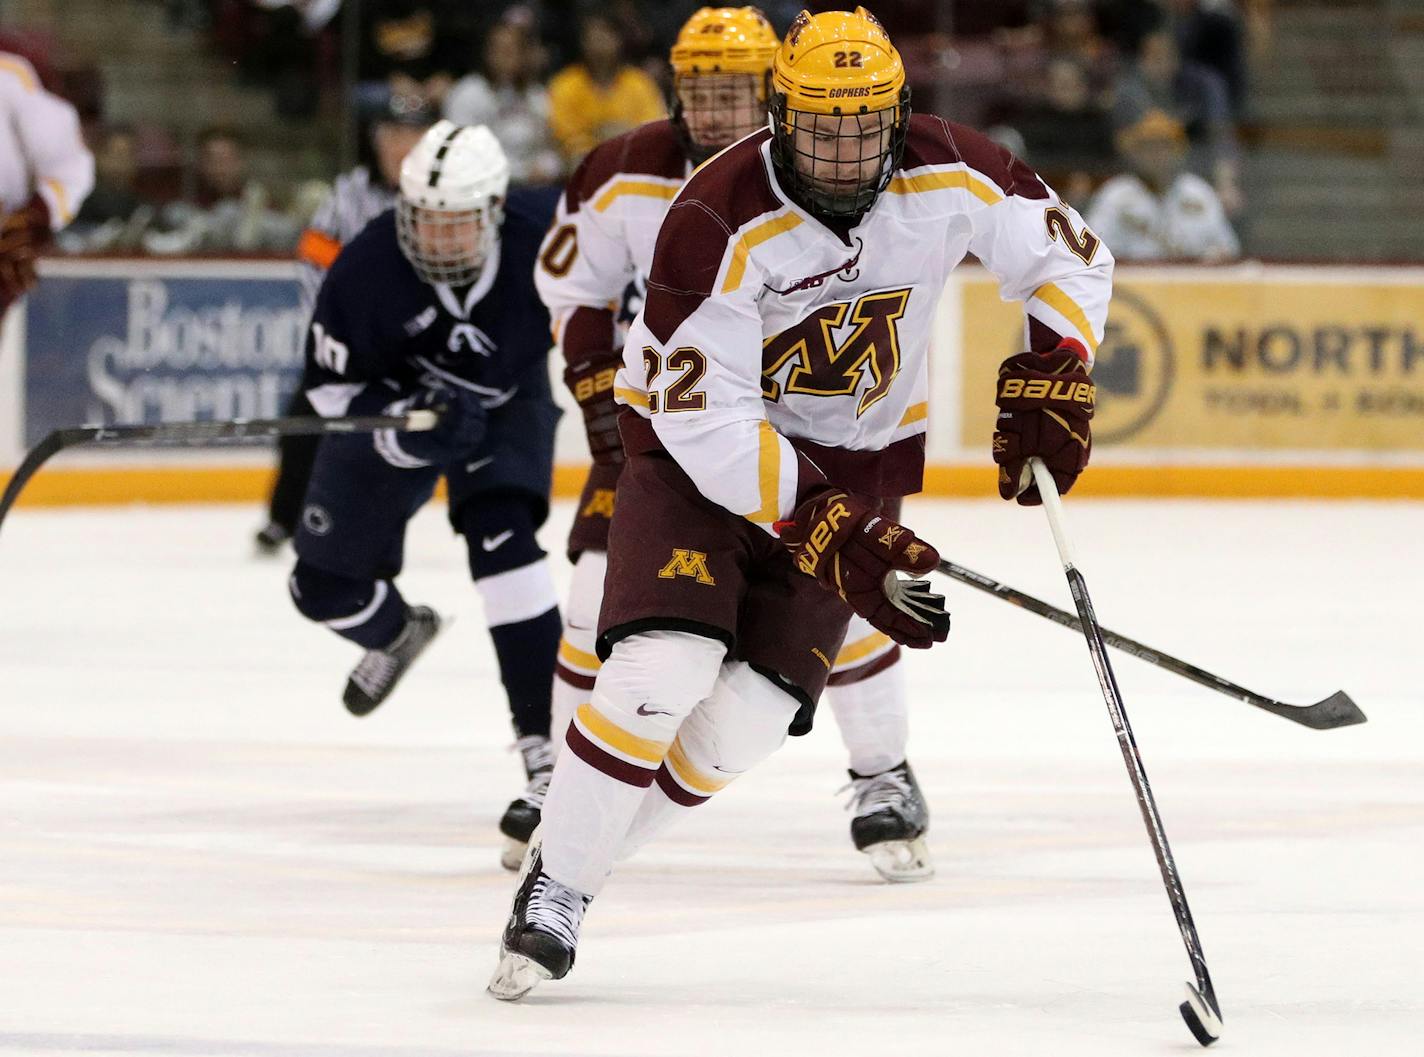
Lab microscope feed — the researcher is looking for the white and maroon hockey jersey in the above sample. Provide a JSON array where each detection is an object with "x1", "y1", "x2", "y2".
[
  {"x1": 535, "y1": 120, "x2": 690, "y2": 371},
  {"x1": 0, "y1": 51, "x2": 93, "y2": 228},
  {"x1": 617, "y1": 113, "x2": 1114, "y2": 526}
]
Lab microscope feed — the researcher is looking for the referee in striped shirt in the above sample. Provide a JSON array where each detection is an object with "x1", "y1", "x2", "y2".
[{"x1": 255, "y1": 96, "x2": 434, "y2": 553}]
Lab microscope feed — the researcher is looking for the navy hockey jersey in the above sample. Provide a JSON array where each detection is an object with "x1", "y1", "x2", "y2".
[{"x1": 303, "y1": 187, "x2": 557, "y2": 417}]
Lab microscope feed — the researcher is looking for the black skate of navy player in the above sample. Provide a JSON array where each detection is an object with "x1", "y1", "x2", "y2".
[{"x1": 289, "y1": 121, "x2": 561, "y2": 868}]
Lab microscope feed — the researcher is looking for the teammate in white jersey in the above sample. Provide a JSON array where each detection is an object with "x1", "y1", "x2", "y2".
[
  {"x1": 0, "y1": 51, "x2": 94, "y2": 322},
  {"x1": 491, "y1": 6, "x2": 1112, "y2": 1000},
  {"x1": 538, "y1": 5, "x2": 934, "y2": 883}
]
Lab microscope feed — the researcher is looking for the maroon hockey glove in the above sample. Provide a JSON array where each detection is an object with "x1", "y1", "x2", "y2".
[
  {"x1": 0, "y1": 195, "x2": 51, "y2": 302},
  {"x1": 776, "y1": 490, "x2": 950, "y2": 649},
  {"x1": 993, "y1": 341, "x2": 1095, "y2": 505},
  {"x1": 564, "y1": 354, "x2": 624, "y2": 465}
]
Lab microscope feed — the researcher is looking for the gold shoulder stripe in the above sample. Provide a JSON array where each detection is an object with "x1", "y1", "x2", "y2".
[
  {"x1": 721, "y1": 213, "x2": 802, "y2": 294},
  {"x1": 614, "y1": 386, "x2": 650, "y2": 408},
  {"x1": 593, "y1": 179, "x2": 680, "y2": 212},
  {"x1": 1032, "y1": 282, "x2": 1100, "y2": 353},
  {"x1": 887, "y1": 169, "x2": 1003, "y2": 205},
  {"x1": 0, "y1": 57, "x2": 38, "y2": 93}
]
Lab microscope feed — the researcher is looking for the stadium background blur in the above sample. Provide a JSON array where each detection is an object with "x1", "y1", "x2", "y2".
[{"x1": 3, "y1": 0, "x2": 1423, "y2": 504}]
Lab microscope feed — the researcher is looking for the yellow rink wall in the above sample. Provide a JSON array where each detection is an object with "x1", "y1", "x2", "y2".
[
  {"x1": 9, "y1": 462, "x2": 1424, "y2": 510},
  {"x1": 5, "y1": 260, "x2": 1424, "y2": 507}
]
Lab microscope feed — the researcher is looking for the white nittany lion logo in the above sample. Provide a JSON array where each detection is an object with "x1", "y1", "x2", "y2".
[{"x1": 448, "y1": 322, "x2": 496, "y2": 357}]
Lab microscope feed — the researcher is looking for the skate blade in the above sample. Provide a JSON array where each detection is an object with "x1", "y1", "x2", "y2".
[
  {"x1": 866, "y1": 837, "x2": 935, "y2": 883},
  {"x1": 487, "y1": 950, "x2": 552, "y2": 1001},
  {"x1": 499, "y1": 836, "x2": 528, "y2": 872}
]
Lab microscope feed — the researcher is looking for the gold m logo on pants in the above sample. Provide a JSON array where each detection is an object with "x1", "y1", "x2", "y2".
[
  {"x1": 580, "y1": 488, "x2": 616, "y2": 519},
  {"x1": 657, "y1": 549, "x2": 716, "y2": 585}
]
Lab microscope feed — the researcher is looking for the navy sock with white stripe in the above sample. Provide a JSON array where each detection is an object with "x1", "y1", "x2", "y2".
[{"x1": 289, "y1": 560, "x2": 408, "y2": 649}]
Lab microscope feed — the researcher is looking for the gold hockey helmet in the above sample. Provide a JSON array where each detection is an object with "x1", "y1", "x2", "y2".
[
  {"x1": 670, "y1": 6, "x2": 779, "y2": 78},
  {"x1": 669, "y1": 7, "x2": 779, "y2": 164},
  {"x1": 770, "y1": 7, "x2": 911, "y2": 219}
]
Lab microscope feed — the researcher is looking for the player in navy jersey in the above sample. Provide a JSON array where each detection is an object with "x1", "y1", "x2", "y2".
[
  {"x1": 254, "y1": 96, "x2": 433, "y2": 556},
  {"x1": 289, "y1": 121, "x2": 562, "y2": 867}
]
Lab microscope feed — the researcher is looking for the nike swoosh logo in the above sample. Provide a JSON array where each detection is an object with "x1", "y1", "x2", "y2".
[
  {"x1": 482, "y1": 530, "x2": 515, "y2": 551},
  {"x1": 636, "y1": 703, "x2": 673, "y2": 717},
  {"x1": 465, "y1": 456, "x2": 494, "y2": 473},
  {"x1": 712, "y1": 765, "x2": 745, "y2": 774}
]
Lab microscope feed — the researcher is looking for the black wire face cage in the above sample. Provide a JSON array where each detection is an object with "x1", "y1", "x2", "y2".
[
  {"x1": 670, "y1": 72, "x2": 771, "y2": 166},
  {"x1": 395, "y1": 199, "x2": 501, "y2": 287},
  {"x1": 770, "y1": 87, "x2": 911, "y2": 221}
]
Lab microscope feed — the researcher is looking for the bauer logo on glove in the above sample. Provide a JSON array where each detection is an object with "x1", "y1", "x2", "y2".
[
  {"x1": 992, "y1": 341, "x2": 1094, "y2": 506},
  {"x1": 777, "y1": 492, "x2": 950, "y2": 649}
]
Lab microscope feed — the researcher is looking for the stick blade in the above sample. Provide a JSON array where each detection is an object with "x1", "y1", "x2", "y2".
[
  {"x1": 1180, "y1": 982, "x2": 1223, "y2": 1047},
  {"x1": 1285, "y1": 690, "x2": 1368, "y2": 730}
]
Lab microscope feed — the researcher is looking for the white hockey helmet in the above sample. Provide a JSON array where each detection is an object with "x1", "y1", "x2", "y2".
[{"x1": 396, "y1": 120, "x2": 510, "y2": 287}]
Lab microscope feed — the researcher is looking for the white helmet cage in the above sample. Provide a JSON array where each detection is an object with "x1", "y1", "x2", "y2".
[{"x1": 396, "y1": 121, "x2": 510, "y2": 287}]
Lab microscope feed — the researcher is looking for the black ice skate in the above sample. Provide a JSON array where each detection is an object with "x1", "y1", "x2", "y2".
[
  {"x1": 487, "y1": 842, "x2": 592, "y2": 1001},
  {"x1": 342, "y1": 605, "x2": 443, "y2": 716},
  {"x1": 498, "y1": 735, "x2": 555, "y2": 870},
  {"x1": 844, "y1": 759, "x2": 934, "y2": 883}
]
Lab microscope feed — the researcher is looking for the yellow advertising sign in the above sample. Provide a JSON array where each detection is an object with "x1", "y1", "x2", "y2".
[{"x1": 960, "y1": 274, "x2": 1424, "y2": 451}]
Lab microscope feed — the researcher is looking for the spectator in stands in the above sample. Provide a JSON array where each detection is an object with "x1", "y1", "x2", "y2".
[
  {"x1": 602, "y1": 0, "x2": 698, "y2": 91},
  {"x1": 996, "y1": 56, "x2": 1115, "y2": 206},
  {"x1": 1095, "y1": 0, "x2": 1168, "y2": 54},
  {"x1": 0, "y1": 48, "x2": 94, "y2": 322},
  {"x1": 444, "y1": 14, "x2": 562, "y2": 185},
  {"x1": 546, "y1": 12, "x2": 665, "y2": 166},
  {"x1": 1086, "y1": 108, "x2": 1239, "y2": 261},
  {"x1": 226, "y1": 0, "x2": 343, "y2": 119},
  {"x1": 998, "y1": 0, "x2": 1119, "y2": 104},
  {"x1": 61, "y1": 124, "x2": 159, "y2": 251},
  {"x1": 1168, "y1": 0, "x2": 1248, "y2": 117},
  {"x1": 355, "y1": 0, "x2": 465, "y2": 116},
  {"x1": 143, "y1": 126, "x2": 302, "y2": 254},
  {"x1": 1113, "y1": 26, "x2": 1241, "y2": 214}
]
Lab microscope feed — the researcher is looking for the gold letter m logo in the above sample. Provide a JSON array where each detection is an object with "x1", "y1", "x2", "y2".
[{"x1": 657, "y1": 549, "x2": 716, "y2": 585}]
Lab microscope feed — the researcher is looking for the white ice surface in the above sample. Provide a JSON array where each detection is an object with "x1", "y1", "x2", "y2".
[{"x1": 0, "y1": 496, "x2": 1420, "y2": 1056}]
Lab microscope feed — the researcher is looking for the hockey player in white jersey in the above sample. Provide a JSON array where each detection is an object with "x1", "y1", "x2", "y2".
[
  {"x1": 491, "y1": 6, "x2": 1112, "y2": 1000},
  {"x1": 538, "y1": 4, "x2": 937, "y2": 883},
  {"x1": 0, "y1": 50, "x2": 94, "y2": 322}
]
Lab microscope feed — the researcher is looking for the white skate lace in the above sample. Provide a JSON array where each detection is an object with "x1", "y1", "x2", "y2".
[
  {"x1": 839, "y1": 769, "x2": 913, "y2": 820},
  {"x1": 512, "y1": 736, "x2": 554, "y2": 809},
  {"x1": 350, "y1": 649, "x2": 398, "y2": 696},
  {"x1": 527, "y1": 874, "x2": 588, "y2": 948}
]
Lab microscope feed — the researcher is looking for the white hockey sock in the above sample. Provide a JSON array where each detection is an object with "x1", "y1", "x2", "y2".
[
  {"x1": 551, "y1": 551, "x2": 607, "y2": 756},
  {"x1": 539, "y1": 747, "x2": 654, "y2": 897},
  {"x1": 538, "y1": 630, "x2": 724, "y2": 897},
  {"x1": 618, "y1": 661, "x2": 799, "y2": 863},
  {"x1": 825, "y1": 658, "x2": 910, "y2": 776},
  {"x1": 616, "y1": 781, "x2": 684, "y2": 863}
]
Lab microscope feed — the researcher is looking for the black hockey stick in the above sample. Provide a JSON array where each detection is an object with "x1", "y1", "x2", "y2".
[
  {"x1": 0, "y1": 410, "x2": 438, "y2": 537},
  {"x1": 935, "y1": 559, "x2": 1364, "y2": 731},
  {"x1": 1029, "y1": 458, "x2": 1223, "y2": 1046}
]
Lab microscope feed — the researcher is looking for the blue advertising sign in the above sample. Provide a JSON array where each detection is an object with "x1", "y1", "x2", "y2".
[{"x1": 24, "y1": 261, "x2": 307, "y2": 445}]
